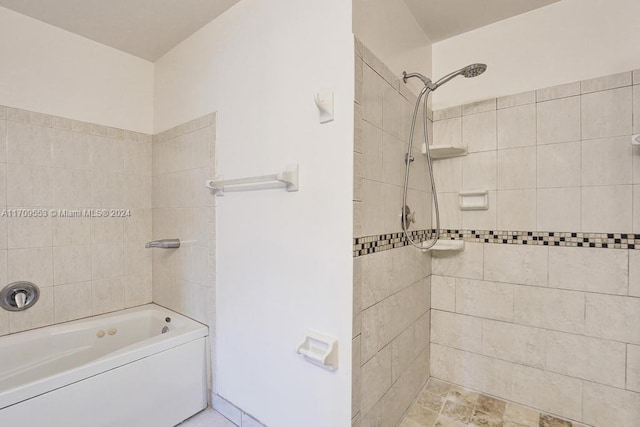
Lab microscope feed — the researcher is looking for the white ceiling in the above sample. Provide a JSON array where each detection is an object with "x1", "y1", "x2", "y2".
[
  {"x1": 0, "y1": 0, "x2": 240, "y2": 61},
  {"x1": 403, "y1": 0, "x2": 561, "y2": 42}
]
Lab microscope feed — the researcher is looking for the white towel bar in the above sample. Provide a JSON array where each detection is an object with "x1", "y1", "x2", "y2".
[{"x1": 205, "y1": 164, "x2": 299, "y2": 196}]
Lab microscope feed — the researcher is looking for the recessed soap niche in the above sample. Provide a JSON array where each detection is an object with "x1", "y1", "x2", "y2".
[{"x1": 459, "y1": 190, "x2": 489, "y2": 211}]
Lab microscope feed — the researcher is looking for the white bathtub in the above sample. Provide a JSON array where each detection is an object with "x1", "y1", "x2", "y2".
[{"x1": 0, "y1": 304, "x2": 209, "y2": 427}]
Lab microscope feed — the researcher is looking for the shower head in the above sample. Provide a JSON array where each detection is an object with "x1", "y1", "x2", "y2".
[{"x1": 432, "y1": 63, "x2": 487, "y2": 89}]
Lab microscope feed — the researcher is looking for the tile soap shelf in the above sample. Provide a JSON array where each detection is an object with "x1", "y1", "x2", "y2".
[
  {"x1": 422, "y1": 143, "x2": 468, "y2": 159},
  {"x1": 421, "y1": 240, "x2": 465, "y2": 252},
  {"x1": 206, "y1": 164, "x2": 299, "y2": 196}
]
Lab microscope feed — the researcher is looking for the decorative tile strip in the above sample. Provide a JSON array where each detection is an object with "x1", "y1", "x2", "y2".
[{"x1": 353, "y1": 229, "x2": 639, "y2": 257}]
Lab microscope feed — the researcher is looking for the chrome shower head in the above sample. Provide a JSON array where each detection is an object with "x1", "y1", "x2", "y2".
[{"x1": 461, "y1": 63, "x2": 487, "y2": 78}]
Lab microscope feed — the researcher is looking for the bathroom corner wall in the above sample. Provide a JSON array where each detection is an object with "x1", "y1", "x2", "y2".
[
  {"x1": 429, "y1": 72, "x2": 640, "y2": 426},
  {"x1": 0, "y1": 106, "x2": 153, "y2": 337},
  {"x1": 352, "y1": 39, "x2": 432, "y2": 427},
  {"x1": 151, "y1": 113, "x2": 216, "y2": 330}
]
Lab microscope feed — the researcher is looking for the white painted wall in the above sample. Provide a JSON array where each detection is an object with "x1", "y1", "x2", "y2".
[
  {"x1": 432, "y1": 0, "x2": 640, "y2": 109},
  {"x1": 353, "y1": 0, "x2": 432, "y2": 88},
  {"x1": 154, "y1": 1, "x2": 354, "y2": 426},
  {"x1": 0, "y1": 6, "x2": 154, "y2": 133}
]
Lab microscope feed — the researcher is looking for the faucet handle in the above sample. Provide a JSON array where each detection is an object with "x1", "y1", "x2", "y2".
[{"x1": 14, "y1": 291, "x2": 27, "y2": 309}]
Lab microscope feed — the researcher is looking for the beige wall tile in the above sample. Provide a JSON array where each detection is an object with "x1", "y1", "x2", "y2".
[
  {"x1": 634, "y1": 85, "x2": 640, "y2": 134},
  {"x1": 432, "y1": 242, "x2": 483, "y2": 280},
  {"x1": 582, "y1": 136, "x2": 633, "y2": 186},
  {"x1": 7, "y1": 215, "x2": 52, "y2": 249},
  {"x1": 548, "y1": 246, "x2": 628, "y2": 295},
  {"x1": 92, "y1": 277, "x2": 125, "y2": 315},
  {"x1": 434, "y1": 106, "x2": 461, "y2": 121},
  {"x1": 581, "y1": 86, "x2": 632, "y2": 139},
  {"x1": 581, "y1": 71, "x2": 632, "y2": 94},
  {"x1": 496, "y1": 189, "x2": 537, "y2": 230},
  {"x1": 352, "y1": 335, "x2": 361, "y2": 418},
  {"x1": 628, "y1": 344, "x2": 640, "y2": 392},
  {"x1": 482, "y1": 319, "x2": 545, "y2": 368},
  {"x1": 431, "y1": 275, "x2": 455, "y2": 311},
  {"x1": 383, "y1": 85, "x2": 410, "y2": 143},
  {"x1": 536, "y1": 141, "x2": 581, "y2": 188},
  {"x1": 54, "y1": 281, "x2": 92, "y2": 323},
  {"x1": 585, "y1": 293, "x2": 640, "y2": 344},
  {"x1": 52, "y1": 168, "x2": 92, "y2": 207},
  {"x1": 462, "y1": 111, "x2": 497, "y2": 153},
  {"x1": 497, "y1": 91, "x2": 535, "y2": 109},
  {"x1": 52, "y1": 216, "x2": 90, "y2": 246},
  {"x1": 7, "y1": 164, "x2": 52, "y2": 207},
  {"x1": 634, "y1": 185, "x2": 640, "y2": 233},
  {"x1": 434, "y1": 192, "x2": 462, "y2": 230},
  {"x1": 433, "y1": 157, "x2": 462, "y2": 193},
  {"x1": 430, "y1": 344, "x2": 485, "y2": 391},
  {"x1": 546, "y1": 330, "x2": 626, "y2": 387},
  {"x1": 8, "y1": 247, "x2": 53, "y2": 288},
  {"x1": 513, "y1": 286, "x2": 585, "y2": 334},
  {"x1": 536, "y1": 96, "x2": 580, "y2": 145},
  {"x1": 91, "y1": 172, "x2": 124, "y2": 208},
  {"x1": 462, "y1": 151, "x2": 497, "y2": 190},
  {"x1": 91, "y1": 243, "x2": 123, "y2": 280},
  {"x1": 381, "y1": 183, "x2": 403, "y2": 234},
  {"x1": 511, "y1": 364, "x2": 582, "y2": 421},
  {"x1": 381, "y1": 132, "x2": 405, "y2": 187},
  {"x1": 362, "y1": 64, "x2": 384, "y2": 128},
  {"x1": 91, "y1": 216, "x2": 123, "y2": 244},
  {"x1": 6, "y1": 121, "x2": 52, "y2": 166},
  {"x1": 123, "y1": 141, "x2": 152, "y2": 176},
  {"x1": 53, "y1": 245, "x2": 91, "y2": 286},
  {"x1": 360, "y1": 343, "x2": 392, "y2": 416},
  {"x1": 631, "y1": 250, "x2": 640, "y2": 297},
  {"x1": 123, "y1": 273, "x2": 152, "y2": 308},
  {"x1": 497, "y1": 104, "x2": 536, "y2": 149},
  {"x1": 461, "y1": 190, "x2": 497, "y2": 230},
  {"x1": 9, "y1": 286, "x2": 54, "y2": 333},
  {"x1": 536, "y1": 187, "x2": 581, "y2": 232},
  {"x1": 433, "y1": 117, "x2": 462, "y2": 147},
  {"x1": 359, "y1": 178, "x2": 383, "y2": 236},
  {"x1": 90, "y1": 136, "x2": 123, "y2": 173},
  {"x1": 536, "y1": 82, "x2": 580, "y2": 102},
  {"x1": 431, "y1": 310, "x2": 482, "y2": 353},
  {"x1": 51, "y1": 129, "x2": 91, "y2": 170},
  {"x1": 124, "y1": 175, "x2": 152, "y2": 209},
  {"x1": 455, "y1": 278, "x2": 513, "y2": 321},
  {"x1": 391, "y1": 314, "x2": 429, "y2": 382},
  {"x1": 582, "y1": 185, "x2": 632, "y2": 233},
  {"x1": 484, "y1": 244, "x2": 547, "y2": 286},
  {"x1": 360, "y1": 120, "x2": 383, "y2": 181},
  {"x1": 583, "y1": 382, "x2": 640, "y2": 427},
  {"x1": 497, "y1": 147, "x2": 536, "y2": 190},
  {"x1": 463, "y1": 99, "x2": 496, "y2": 116}
]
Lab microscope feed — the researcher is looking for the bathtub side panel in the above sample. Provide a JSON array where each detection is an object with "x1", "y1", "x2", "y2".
[{"x1": 0, "y1": 338, "x2": 207, "y2": 427}]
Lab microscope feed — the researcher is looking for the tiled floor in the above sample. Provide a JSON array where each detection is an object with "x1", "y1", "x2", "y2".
[
  {"x1": 177, "y1": 407, "x2": 236, "y2": 427},
  {"x1": 399, "y1": 378, "x2": 590, "y2": 427}
]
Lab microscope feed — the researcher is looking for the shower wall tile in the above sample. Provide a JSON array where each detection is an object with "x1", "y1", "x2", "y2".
[
  {"x1": 383, "y1": 84, "x2": 410, "y2": 142},
  {"x1": 545, "y1": 330, "x2": 626, "y2": 388},
  {"x1": 536, "y1": 96, "x2": 580, "y2": 145},
  {"x1": 53, "y1": 245, "x2": 92, "y2": 286},
  {"x1": 433, "y1": 116, "x2": 461, "y2": 147},
  {"x1": 7, "y1": 215, "x2": 52, "y2": 249},
  {"x1": 433, "y1": 157, "x2": 462, "y2": 192},
  {"x1": 482, "y1": 319, "x2": 546, "y2": 368},
  {"x1": 548, "y1": 246, "x2": 628, "y2": 295},
  {"x1": 633, "y1": 85, "x2": 640, "y2": 134},
  {"x1": 434, "y1": 192, "x2": 462, "y2": 229},
  {"x1": 391, "y1": 313, "x2": 429, "y2": 383},
  {"x1": 583, "y1": 382, "x2": 640, "y2": 427},
  {"x1": 7, "y1": 164, "x2": 52, "y2": 207},
  {"x1": 430, "y1": 275, "x2": 455, "y2": 312},
  {"x1": 497, "y1": 146, "x2": 536, "y2": 190},
  {"x1": 628, "y1": 344, "x2": 640, "y2": 392},
  {"x1": 484, "y1": 243, "x2": 547, "y2": 286},
  {"x1": 585, "y1": 293, "x2": 640, "y2": 344},
  {"x1": 634, "y1": 145, "x2": 640, "y2": 184},
  {"x1": 462, "y1": 99, "x2": 496, "y2": 115},
  {"x1": 362, "y1": 64, "x2": 385, "y2": 128},
  {"x1": 462, "y1": 190, "x2": 496, "y2": 230},
  {"x1": 581, "y1": 71, "x2": 632, "y2": 94},
  {"x1": 462, "y1": 110, "x2": 496, "y2": 152},
  {"x1": 513, "y1": 286, "x2": 585, "y2": 334},
  {"x1": 54, "y1": 282, "x2": 92, "y2": 323},
  {"x1": 581, "y1": 86, "x2": 632, "y2": 139},
  {"x1": 6, "y1": 121, "x2": 53, "y2": 166},
  {"x1": 455, "y1": 278, "x2": 514, "y2": 322},
  {"x1": 581, "y1": 184, "x2": 632, "y2": 232},
  {"x1": 432, "y1": 241, "x2": 483, "y2": 279},
  {"x1": 536, "y1": 187, "x2": 581, "y2": 232},
  {"x1": 634, "y1": 185, "x2": 640, "y2": 233},
  {"x1": 462, "y1": 151, "x2": 496, "y2": 190},
  {"x1": 360, "y1": 345, "x2": 392, "y2": 415},
  {"x1": 8, "y1": 286, "x2": 54, "y2": 333},
  {"x1": 536, "y1": 141, "x2": 581, "y2": 188},
  {"x1": 630, "y1": 250, "x2": 640, "y2": 297},
  {"x1": 431, "y1": 310, "x2": 482, "y2": 353},
  {"x1": 92, "y1": 277, "x2": 125, "y2": 315},
  {"x1": 360, "y1": 121, "x2": 383, "y2": 181},
  {"x1": 581, "y1": 136, "x2": 632, "y2": 186},
  {"x1": 8, "y1": 247, "x2": 53, "y2": 288},
  {"x1": 51, "y1": 129, "x2": 91, "y2": 170},
  {"x1": 381, "y1": 133, "x2": 405, "y2": 186},
  {"x1": 497, "y1": 104, "x2": 536, "y2": 149},
  {"x1": 497, "y1": 91, "x2": 535, "y2": 109},
  {"x1": 496, "y1": 189, "x2": 537, "y2": 231},
  {"x1": 433, "y1": 105, "x2": 461, "y2": 121}
]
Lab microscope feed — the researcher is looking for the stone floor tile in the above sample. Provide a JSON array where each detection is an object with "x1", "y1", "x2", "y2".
[
  {"x1": 441, "y1": 400, "x2": 473, "y2": 424},
  {"x1": 417, "y1": 390, "x2": 446, "y2": 413},
  {"x1": 539, "y1": 414, "x2": 573, "y2": 427},
  {"x1": 476, "y1": 394, "x2": 507, "y2": 416},
  {"x1": 434, "y1": 415, "x2": 468, "y2": 427},
  {"x1": 426, "y1": 378, "x2": 452, "y2": 397},
  {"x1": 406, "y1": 403, "x2": 439, "y2": 426},
  {"x1": 504, "y1": 403, "x2": 539, "y2": 427},
  {"x1": 447, "y1": 385, "x2": 480, "y2": 408}
]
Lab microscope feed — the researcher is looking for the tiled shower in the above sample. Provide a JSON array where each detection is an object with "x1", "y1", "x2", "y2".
[{"x1": 353, "y1": 40, "x2": 640, "y2": 427}]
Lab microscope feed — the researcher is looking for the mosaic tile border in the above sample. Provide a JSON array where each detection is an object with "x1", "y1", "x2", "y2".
[{"x1": 353, "y1": 229, "x2": 640, "y2": 257}]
